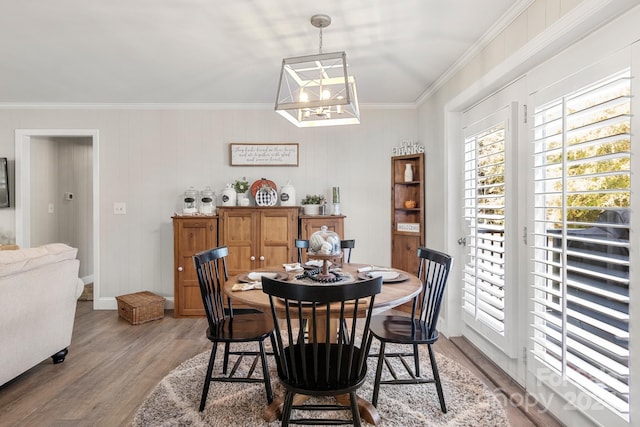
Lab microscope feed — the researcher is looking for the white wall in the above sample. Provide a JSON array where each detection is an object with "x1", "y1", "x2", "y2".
[
  {"x1": 28, "y1": 136, "x2": 93, "y2": 279},
  {"x1": 30, "y1": 137, "x2": 59, "y2": 245},
  {"x1": 0, "y1": 107, "x2": 417, "y2": 305},
  {"x1": 58, "y1": 137, "x2": 93, "y2": 279}
]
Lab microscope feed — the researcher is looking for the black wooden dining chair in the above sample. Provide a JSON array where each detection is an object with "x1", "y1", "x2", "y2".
[
  {"x1": 193, "y1": 246, "x2": 275, "y2": 411},
  {"x1": 340, "y1": 239, "x2": 356, "y2": 263},
  {"x1": 295, "y1": 239, "x2": 309, "y2": 263},
  {"x1": 368, "y1": 247, "x2": 453, "y2": 412},
  {"x1": 262, "y1": 276, "x2": 383, "y2": 426}
]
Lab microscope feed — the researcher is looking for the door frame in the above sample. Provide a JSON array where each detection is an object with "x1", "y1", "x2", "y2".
[{"x1": 15, "y1": 129, "x2": 100, "y2": 308}]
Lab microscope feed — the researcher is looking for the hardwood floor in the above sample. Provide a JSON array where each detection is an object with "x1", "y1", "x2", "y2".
[{"x1": 0, "y1": 302, "x2": 563, "y2": 426}]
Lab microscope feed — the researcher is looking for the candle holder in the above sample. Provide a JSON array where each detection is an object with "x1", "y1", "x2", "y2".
[{"x1": 332, "y1": 186, "x2": 341, "y2": 215}]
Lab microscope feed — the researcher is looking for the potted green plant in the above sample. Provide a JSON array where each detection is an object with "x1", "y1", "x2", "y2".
[
  {"x1": 233, "y1": 177, "x2": 250, "y2": 206},
  {"x1": 301, "y1": 194, "x2": 326, "y2": 215}
]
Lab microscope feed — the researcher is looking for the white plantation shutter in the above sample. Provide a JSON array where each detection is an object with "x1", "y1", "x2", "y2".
[
  {"x1": 531, "y1": 69, "x2": 631, "y2": 415},
  {"x1": 462, "y1": 107, "x2": 509, "y2": 346}
]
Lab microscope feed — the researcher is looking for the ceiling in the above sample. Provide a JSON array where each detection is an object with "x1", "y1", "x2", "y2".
[{"x1": 0, "y1": 0, "x2": 522, "y2": 105}]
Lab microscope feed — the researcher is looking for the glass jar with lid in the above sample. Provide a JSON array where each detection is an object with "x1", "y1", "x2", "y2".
[
  {"x1": 182, "y1": 186, "x2": 198, "y2": 214},
  {"x1": 308, "y1": 225, "x2": 341, "y2": 255},
  {"x1": 199, "y1": 186, "x2": 216, "y2": 215}
]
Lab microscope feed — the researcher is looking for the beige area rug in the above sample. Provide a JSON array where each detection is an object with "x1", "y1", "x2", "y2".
[{"x1": 133, "y1": 339, "x2": 510, "y2": 426}]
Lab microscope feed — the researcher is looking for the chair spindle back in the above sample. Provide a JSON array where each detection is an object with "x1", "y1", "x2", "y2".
[
  {"x1": 193, "y1": 246, "x2": 231, "y2": 328},
  {"x1": 262, "y1": 277, "x2": 382, "y2": 391},
  {"x1": 415, "y1": 247, "x2": 453, "y2": 338}
]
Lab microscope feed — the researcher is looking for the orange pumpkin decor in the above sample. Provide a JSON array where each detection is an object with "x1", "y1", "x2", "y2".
[
  {"x1": 404, "y1": 200, "x2": 417, "y2": 209},
  {"x1": 250, "y1": 178, "x2": 277, "y2": 198}
]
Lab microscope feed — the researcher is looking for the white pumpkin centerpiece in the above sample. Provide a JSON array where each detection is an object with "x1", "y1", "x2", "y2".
[{"x1": 308, "y1": 225, "x2": 341, "y2": 256}]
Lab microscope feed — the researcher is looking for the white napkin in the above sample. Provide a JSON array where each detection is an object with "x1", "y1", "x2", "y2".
[
  {"x1": 369, "y1": 271, "x2": 400, "y2": 280},
  {"x1": 357, "y1": 265, "x2": 393, "y2": 273},
  {"x1": 282, "y1": 263, "x2": 303, "y2": 272},
  {"x1": 231, "y1": 282, "x2": 262, "y2": 291}
]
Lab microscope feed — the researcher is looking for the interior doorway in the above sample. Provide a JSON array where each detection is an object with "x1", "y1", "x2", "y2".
[{"x1": 15, "y1": 129, "x2": 100, "y2": 308}]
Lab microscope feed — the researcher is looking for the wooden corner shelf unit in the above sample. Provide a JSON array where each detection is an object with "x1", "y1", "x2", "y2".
[{"x1": 391, "y1": 153, "x2": 425, "y2": 275}]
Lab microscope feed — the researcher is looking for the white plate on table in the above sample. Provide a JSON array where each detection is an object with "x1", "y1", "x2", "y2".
[{"x1": 357, "y1": 271, "x2": 409, "y2": 283}]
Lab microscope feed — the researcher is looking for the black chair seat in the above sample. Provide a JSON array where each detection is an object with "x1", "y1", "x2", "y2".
[
  {"x1": 280, "y1": 344, "x2": 368, "y2": 395},
  {"x1": 207, "y1": 313, "x2": 274, "y2": 342},
  {"x1": 369, "y1": 315, "x2": 438, "y2": 344}
]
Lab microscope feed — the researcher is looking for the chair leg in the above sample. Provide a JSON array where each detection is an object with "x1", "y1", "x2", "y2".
[
  {"x1": 258, "y1": 339, "x2": 273, "y2": 404},
  {"x1": 371, "y1": 340, "x2": 386, "y2": 407},
  {"x1": 199, "y1": 343, "x2": 218, "y2": 411},
  {"x1": 222, "y1": 342, "x2": 230, "y2": 374},
  {"x1": 427, "y1": 344, "x2": 447, "y2": 413},
  {"x1": 413, "y1": 343, "x2": 420, "y2": 377},
  {"x1": 349, "y1": 391, "x2": 362, "y2": 427},
  {"x1": 281, "y1": 391, "x2": 295, "y2": 427}
]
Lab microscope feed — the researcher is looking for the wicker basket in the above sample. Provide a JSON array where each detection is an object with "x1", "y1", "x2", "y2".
[{"x1": 116, "y1": 291, "x2": 165, "y2": 325}]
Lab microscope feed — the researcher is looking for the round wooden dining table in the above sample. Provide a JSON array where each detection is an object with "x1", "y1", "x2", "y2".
[{"x1": 224, "y1": 262, "x2": 422, "y2": 425}]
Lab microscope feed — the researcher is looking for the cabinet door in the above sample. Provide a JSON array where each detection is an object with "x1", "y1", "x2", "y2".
[
  {"x1": 392, "y1": 234, "x2": 421, "y2": 275},
  {"x1": 302, "y1": 217, "x2": 344, "y2": 239},
  {"x1": 219, "y1": 209, "x2": 256, "y2": 275},
  {"x1": 173, "y1": 217, "x2": 216, "y2": 317},
  {"x1": 259, "y1": 209, "x2": 297, "y2": 267}
]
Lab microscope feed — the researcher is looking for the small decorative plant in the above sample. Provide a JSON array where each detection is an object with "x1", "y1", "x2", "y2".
[
  {"x1": 233, "y1": 177, "x2": 249, "y2": 193},
  {"x1": 301, "y1": 194, "x2": 326, "y2": 205}
]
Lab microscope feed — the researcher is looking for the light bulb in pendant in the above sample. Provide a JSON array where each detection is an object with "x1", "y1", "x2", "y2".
[
  {"x1": 336, "y1": 96, "x2": 344, "y2": 114},
  {"x1": 300, "y1": 91, "x2": 309, "y2": 102},
  {"x1": 321, "y1": 89, "x2": 331, "y2": 100}
]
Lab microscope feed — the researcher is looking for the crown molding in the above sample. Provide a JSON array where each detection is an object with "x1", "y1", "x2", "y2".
[
  {"x1": 0, "y1": 102, "x2": 416, "y2": 111},
  {"x1": 415, "y1": 0, "x2": 634, "y2": 105}
]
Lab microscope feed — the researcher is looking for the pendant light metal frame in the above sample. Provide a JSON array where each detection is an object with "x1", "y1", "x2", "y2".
[{"x1": 275, "y1": 14, "x2": 360, "y2": 127}]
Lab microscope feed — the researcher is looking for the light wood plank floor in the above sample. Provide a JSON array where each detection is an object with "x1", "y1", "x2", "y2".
[{"x1": 0, "y1": 302, "x2": 563, "y2": 426}]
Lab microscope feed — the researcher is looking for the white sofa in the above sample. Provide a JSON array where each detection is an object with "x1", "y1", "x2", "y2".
[{"x1": 0, "y1": 243, "x2": 84, "y2": 386}]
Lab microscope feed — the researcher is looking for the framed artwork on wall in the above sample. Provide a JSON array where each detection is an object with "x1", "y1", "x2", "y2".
[{"x1": 230, "y1": 143, "x2": 299, "y2": 166}]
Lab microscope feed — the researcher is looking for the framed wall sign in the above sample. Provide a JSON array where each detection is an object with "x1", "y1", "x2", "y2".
[
  {"x1": 230, "y1": 143, "x2": 299, "y2": 166},
  {"x1": 397, "y1": 222, "x2": 420, "y2": 233}
]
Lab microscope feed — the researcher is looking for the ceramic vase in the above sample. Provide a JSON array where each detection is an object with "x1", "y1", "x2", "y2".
[
  {"x1": 404, "y1": 163, "x2": 413, "y2": 182},
  {"x1": 237, "y1": 192, "x2": 249, "y2": 206},
  {"x1": 221, "y1": 185, "x2": 236, "y2": 206}
]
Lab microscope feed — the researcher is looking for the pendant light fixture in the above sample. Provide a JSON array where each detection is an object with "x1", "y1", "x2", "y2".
[{"x1": 275, "y1": 14, "x2": 360, "y2": 127}]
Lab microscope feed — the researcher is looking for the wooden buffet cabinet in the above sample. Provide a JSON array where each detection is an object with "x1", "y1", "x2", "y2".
[
  {"x1": 173, "y1": 208, "x2": 345, "y2": 317},
  {"x1": 391, "y1": 153, "x2": 425, "y2": 275},
  {"x1": 218, "y1": 207, "x2": 299, "y2": 276}
]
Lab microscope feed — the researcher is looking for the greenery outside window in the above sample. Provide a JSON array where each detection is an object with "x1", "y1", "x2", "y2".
[{"x1": 531, "y1": 69, "x2": 631, "y2": 417}]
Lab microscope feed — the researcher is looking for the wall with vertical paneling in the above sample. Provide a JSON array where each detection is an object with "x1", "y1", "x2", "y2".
[{"x1": 0, "y1": 107, "x2": 417, "y2": 306}]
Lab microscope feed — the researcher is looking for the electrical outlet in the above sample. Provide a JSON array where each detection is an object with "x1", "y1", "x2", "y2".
[
  {"x1": 113, "y1": 202, "x2": 127, "y2": 215},
  {"x1": 48, "y1": 203, "x2": 54, "y2": 214}
]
